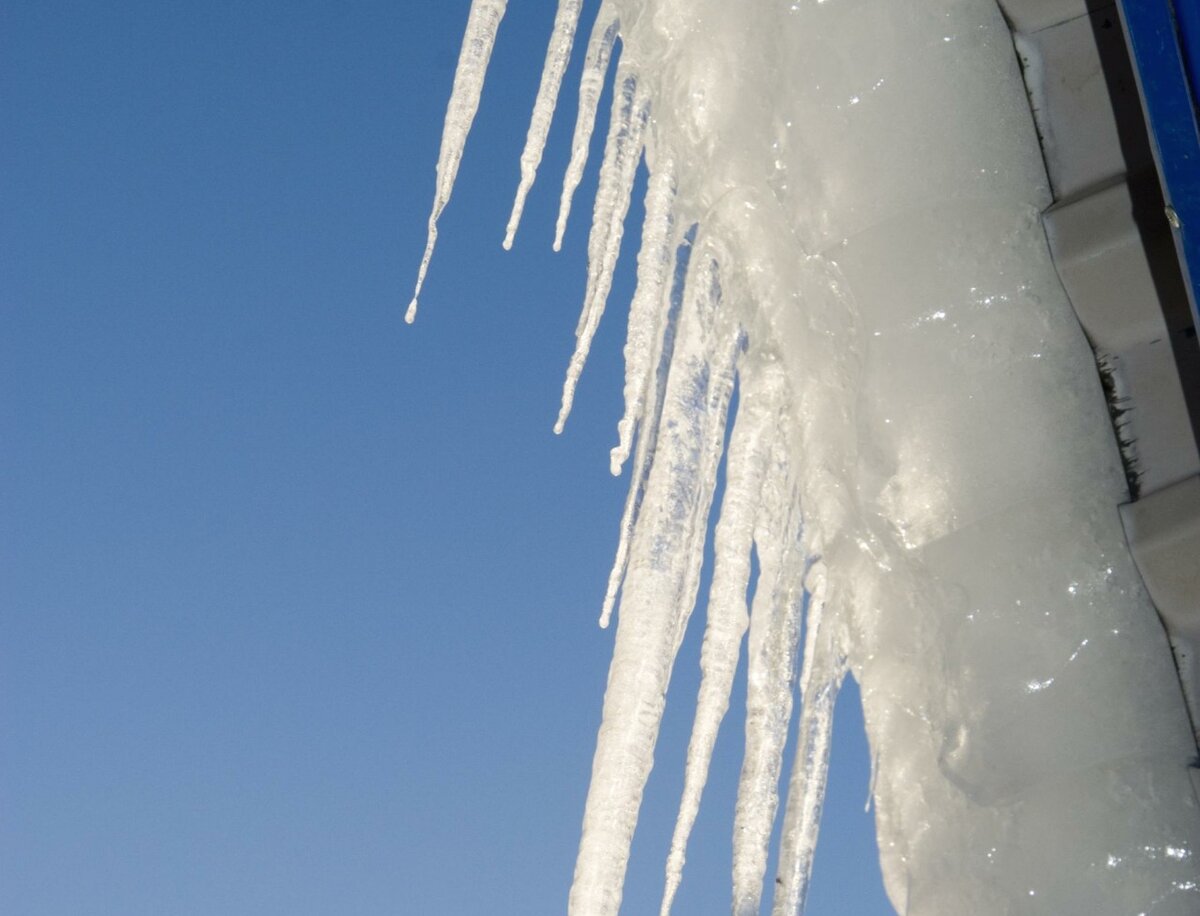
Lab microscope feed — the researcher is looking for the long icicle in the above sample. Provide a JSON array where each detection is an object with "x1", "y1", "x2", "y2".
[
  {"x1": 599, "y1": 224, "x2": 692, "y2": 629},
  {"x1": 611, "y1": 159, "x2": 676, "y2": 476},
  {"x1": 668, "y1": 257, "x2": 743, "y2": 659},
  {"x1": 732, "y1": 417, "x2": 806, "y2": 916},
  {"x1": 502, "y1": 0, "x2": 583, "y2": 249},
  {"x1": 772, "y1": 571, "x2": 845, "y2": 916},
  {"x1": 773, "y1": 677, "x2": 839, "y2": 916},
  {"x1": 569, "y1": 244, "x2": 738, "y2": 916},
  {"x1": 408, "y1": 0, "x2": 508, "y2": 323},
  {"x1": 661, "y1": 354, "x2": 787, "y2": 916},
  {"x1": 556, "y1": 67, "x2": 650, "y2": 434},
  {"x1": 554, "y1": 2, "x2": 620, "y2": 252}
]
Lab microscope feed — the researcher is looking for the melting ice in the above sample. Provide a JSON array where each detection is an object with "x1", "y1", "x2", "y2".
[{"x1": 413, "y1": 1, "x2": 1200, "y2": 913}]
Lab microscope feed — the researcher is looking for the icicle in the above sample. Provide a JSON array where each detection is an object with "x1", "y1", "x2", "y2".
[
  {"x1": 773, "y1": 582, "x2": 845, "y2": 916},
  {"x1": 553, "y1": 3, "x2": 620, "y2": 252},
  {"x1": 611, "y1": 160, "x2": 676, "y2": 477},
  {"x1": 556, "y1": 67, "x2": 650, "y2": 434},
  {"x1": 772, "y1": 677, "x2": 839, "y2": 916},
  {"x1": 599, "y1": 225, "x2": 693, "y2": 629},
  {"x1": 502, "y1": 0, "x2": 583, "y2": 250},
  {"x1": 731, "y1": 421, "x2": 806, "y2": 916},
  {"x1": 407, "y1": 0, "x2": 508, "y2": 324},
  {"x1": 568, "y1": 246, "x2": 739, "y2": 916},
  {"x1": 669, "y1": 259, "x2": 743, "y2": 658},
  {"x1": 599, "y1": 400, "x2": 655, "y2": 629},
  {"x1": 660, "y1": 355, "x2": 787, "y2": 916}
]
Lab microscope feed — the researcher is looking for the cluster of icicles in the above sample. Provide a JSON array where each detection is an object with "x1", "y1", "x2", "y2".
[{"x1": 412, "y1": 3, "x2": 847, "y2": 915}]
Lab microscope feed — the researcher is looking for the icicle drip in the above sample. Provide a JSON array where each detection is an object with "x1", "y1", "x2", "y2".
[
  {"x1": 553, "y1": 3, "x2": 620, "y2": 252},
  {"x1": 773, "y1": 591, "x2": 845, "y2": 916},
  {"x1": 599, "y1": 226, "x2": 694, "y2": 629},
  {"x1": 731, "y1": 422, "x2": 806, "y2": 916},
  {"x1": 556, "y1": 67, "x2": 650, "y2": 434},
  {"x1": 408, "y1": 0, "x2": 508, "y2": 323},
  {"x1": 660, "y1": 355, "x2": 788, "y2": 916},
  {"x1": 502, "y1": 0, "x2": 583, "y2": 250},
  {"x1": 611, "y1": 160, "x2": 676, "y2": 477},
  {"x1": 569, "y1": 246, "x2": 739, "y2": 916}
]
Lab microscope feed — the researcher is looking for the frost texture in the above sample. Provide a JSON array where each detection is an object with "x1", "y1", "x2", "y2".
[{"x1": 416, "y1": 1, "x2": 1200, "y2": 914}]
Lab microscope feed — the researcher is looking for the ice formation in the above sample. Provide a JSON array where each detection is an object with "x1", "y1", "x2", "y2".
[{"x1": 414, "y1": 1, "x2": 1200, "y2": 913}]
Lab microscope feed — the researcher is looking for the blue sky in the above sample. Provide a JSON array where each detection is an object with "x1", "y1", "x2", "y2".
[{"x1": 2, "y1": 3, "x2": 891, "y2": 913}]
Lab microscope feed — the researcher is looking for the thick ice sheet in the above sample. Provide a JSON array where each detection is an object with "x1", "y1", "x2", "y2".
[{"x1": 416, "y1": 0, "x2": 1200, "y2": 913}]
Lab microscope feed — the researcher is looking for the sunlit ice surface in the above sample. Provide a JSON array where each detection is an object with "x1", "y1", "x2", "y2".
[{"x1": 413, "y1": 1, "x2": 1200, "y2": 913}]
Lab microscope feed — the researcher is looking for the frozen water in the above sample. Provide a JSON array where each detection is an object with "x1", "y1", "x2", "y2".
[
  {"x1": 503, "y1": 0, "x2": 583, "y2": 250},
  {"x1": 554, "y1": 2, "x2": 620, "y2": 253},
  {"x1": 416, "y1": 0, "x2": 1200, "y2": 913},
  {"x1": 408, "y1": 0, "x2": 508, "y2": 324},
  {"x1": 555, "y1": 64, "x2": 650, "y2": 435},
  {"x1": 661, "y1": 352, "x2": 782, "y2": 916}
]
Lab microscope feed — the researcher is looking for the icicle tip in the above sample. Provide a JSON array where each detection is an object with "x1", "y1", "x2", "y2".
[
  {"x1": 554, "y1": 397, "x2": 573, "y2": 434},
  {"x1": 502, "y1": 183, "x2": 529, "y2": 251},
  {"x1": 598, "y1": 585, "x2": 618, "y2": 629},
  {"x1": 609, "y1": 439, "x2": 628, "y2": 480}
]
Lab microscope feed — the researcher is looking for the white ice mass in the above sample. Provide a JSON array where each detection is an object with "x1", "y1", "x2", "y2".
[{"x1": 413, "y1": 1, "x2": 1200, "y2": 913}]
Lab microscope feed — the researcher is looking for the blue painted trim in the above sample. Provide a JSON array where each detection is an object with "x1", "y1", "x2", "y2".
[
  {"x1": 1117, "y1": 0, "x2": 1200, "y2": 332},
  {"x1": 1174, "y1": 0, "x2": 1200, "y2": 104}
]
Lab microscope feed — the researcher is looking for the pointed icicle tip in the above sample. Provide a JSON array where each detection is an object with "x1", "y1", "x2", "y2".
[{"x1": 408, "y1": 221, "x2": 437, "y2": 326}]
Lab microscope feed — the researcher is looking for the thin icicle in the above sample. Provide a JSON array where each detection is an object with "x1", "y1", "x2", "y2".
[
  {"x1": 407, "y1": 0, "x2": 508, "y2": 323},
  {"x1": 568, "y1": 245, "x2": 739, "y2": 916},
  {"x1": 503, "y1": 0, "x2": 583, "y2": 250},
  {"x1": 731, "y1": 422, "x2": 806, "y2": 916},
  {"x1": 773, "y1": 584, "x2": 845, "y2": 916},
  {"x1": 772, "y1": 677, "x2": 838, "y2": 916},
  {"x1": 668, "y1": 257, "x2": 743, "y2": 658},
  {"x1": 660, "y1": 355, "x2": 788, "y2": 916},
  {"x1": 599, "y1": 225, "x2": 694, "y2": 629},
  {"x1": 556, "y1": 67, "x2": 650, "y2": 434},
  {"x1": 554, "y1": 3, "x2": 620, "y2": 252},
  {"x1": 611, "y1": 159, "x2": 676, "y2": 477},
  {"x1": 599, "y1": 373, "x2": 658, "y2": 629}
]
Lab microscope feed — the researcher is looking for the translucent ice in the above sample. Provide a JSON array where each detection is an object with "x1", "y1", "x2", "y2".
[
  {"x1": 554, "y1": 3, "x2": 620, "y2": 253},
  {"x1": 555, "y1": 65, "x2": 649, "y2": 434},
  {"x1": 503, "y1": 0, "x2": 583, "y2": 250},
  {"x1": 408, "y1": 0, "x2": 507, "y2": 324},
  {"x1": 416, "y1": 0, "x2": 1200, "y2": 913},
  {"x1": 661, "y1": 353, "x2": 783, "y2": 916}
]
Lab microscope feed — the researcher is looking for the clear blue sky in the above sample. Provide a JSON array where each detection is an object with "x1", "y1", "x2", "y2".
[{"x1": 2, "y1": 3, "x2": 892, "y2": 913}]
